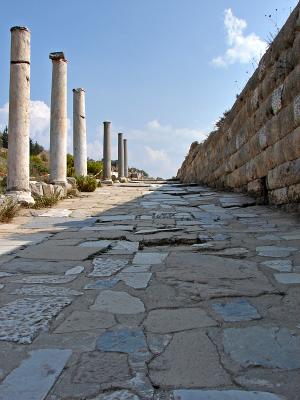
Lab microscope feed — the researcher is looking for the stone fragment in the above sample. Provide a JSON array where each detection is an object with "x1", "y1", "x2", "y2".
[
  {"x1": 65, "y1": 265, "x2": 85, "y2": 275},
  {"x1": 144, "y1": 308, "x2": 216, "y2": 333},
  {"x1": 39, "y1": 209, "x2": 71, "y2": 217},
  {"x1": 90, "y1": 390, "x2": 140, "y2": 400},
  {"x1": 132, "y1": 252, "x2": 168, "y2": 265},
  {"x1": 172, "y1": 390, "x2": 285, "y2": 400},
  {"x1": 0, "y1": 349, "x2": 72, "y2": 400},
  {"x1": 91, "y1": 290, "x2": 145, "y2": 314},
  {"x1": 118, "y1": 272, "x2": 152, "y2": 289},
  {"x1": 261, "y1": 260, "x2": 293, "y2": 272},
  {"x1": 223, "y1": 326, "x2": 300, "y2": 369},
  {"x1": 89, "y1": 258, "x2": 128, "y2": 277},
  {"x1": 0, "y1": 297, "x2": 72, "y2": 344},
  {"x1": 11, "y1": 285, "x2": 83, "y2": 296},
  {"x1": 147, "y1": 333, "x2": 172, "y2": 354},
  {"x1": 212, "y1": 299, "x2": 261, "y2": 322},
  {"x1": 256, "y1": 246, "x2": 297, "y2": 257},
  {"x1": 84, "y1": 278, "x2": 119, "y2": 290},
  {"x1": 8, "y1": 274, "x2": 77, "y2": 284},
  {"x1": 149, "y1": 330, "x2": 230, "y2": 387},
  {"x1": 55, "y1": 311, "x2": 115, "y2": 333},
  {"x1": 274, "y1": 273, "x2": 300, "y2": 284},
  {"x1": 96, "y1": 328, "x2": 147, "y2": 355},
  {"x1": 73, "y1": 352, "x2": 131, "y2": 384}
]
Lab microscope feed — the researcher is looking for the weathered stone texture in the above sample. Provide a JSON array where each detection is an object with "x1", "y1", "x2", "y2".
[{"x1": 178, "y1": 4, "x2": 300, "y2": 205}]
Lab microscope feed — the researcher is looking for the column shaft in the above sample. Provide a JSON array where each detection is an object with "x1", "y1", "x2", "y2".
[
  {"x1": 73, "y1": 88, "x2": 87, "y2": 176},
  {"x1": 118, "y1": 133, "x2": 124, "y2": 179},
  {"x1": 49, "y1": 52, "x2": 67, "y2": 184},
  {"x1": 7, "y1": 27, "x2": 33, "y2": 202},
  {"x1": 103, "y1": 121, "x2": 111, "y2": 179},
  {"x1": 123, "y1": 139, "x2": 128, "y2": 178}
]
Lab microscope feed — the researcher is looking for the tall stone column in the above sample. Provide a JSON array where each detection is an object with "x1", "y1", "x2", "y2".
[
  {"x1": 103, "y1": 121, "x2": 112, "y2": 181},
  {"x1": 73, "y1": 88, "x2": 87, "y2": 176},
  {"x1": 49, "y1": 52, "x2": 67, "y2": 185},
  {"x1": 118, "y1": 133, "x2": 124, "y2": 180},
  {"x1": 7, "y1": 27, "x2": 34, "y2": 203},
  {"x1": 123, "y1": 138, "x2": 128, "y2": 178}
]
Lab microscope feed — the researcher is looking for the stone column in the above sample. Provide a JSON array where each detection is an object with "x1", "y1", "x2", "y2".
[
  {"x1": 49, "y1": 52, "x2": 67, "y2": 186},
  {"x1": 73, "y1": 88, "x2": 87, "y2": 176},
  {"x1": 7, "y1": 27, "x2": 34, "y2": 203},
  {"x1": 123, "y1": 138, "x2": 128, "y2": 178},
  {"x1": 103, "y1": 121, "x2": 112, "y2": 181},
  {"x1": 118, "y1": 133, "x2": 124, "y2": 180}
]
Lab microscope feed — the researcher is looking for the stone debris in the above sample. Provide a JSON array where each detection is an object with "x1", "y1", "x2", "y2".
[
  {"x1": 89, "y1": 258, "x2": 128, "y2": 277},
  {"x1": 0, "y1": 297, "x2": 72, "y2": 343},
  {"x1": 0, "y1": 349, "x2": 72, "y2": 400}
]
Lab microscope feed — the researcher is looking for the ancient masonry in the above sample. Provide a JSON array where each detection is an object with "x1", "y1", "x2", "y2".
[
  {"x1": 178, "y1": 4, "x2": 300, "y2": 207},
  {"x1": 5, "y1": 27, "x2": 129, "y2": 203}
]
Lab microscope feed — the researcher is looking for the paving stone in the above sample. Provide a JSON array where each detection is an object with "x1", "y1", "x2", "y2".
[
  {"x1": 11, "y1": 285, "x2": 83, "y2": 296},
  {"x1": 280, "y1": 232, "x2": 300, "y2": 240},
  {"x1": 39, "y1": 209, "x2": 72, "y2": 217},
  {"x1": 144, "y1": 308, "x2": 216, "y2": 333},
  {"x1": 55, "y1": 311, "x2": 116, "y2": 333},
  {"x1": 91, "y1": 290, "x2": 145, "y2": 314},
  {"x1": 89, "y1": 258, "x2": 128, "y2": 277},
  {"x1": 18, "y1": 243, "x2": 102, "y2": 260},
  {"x1": 172, "y1": 389, "x2": 285, "y2": 400},
  {"x1": 118, "y1": 272, "x2": 152, "y2": 289},
  {"x1": 122, "y1": 265, "x2": 151, "y2": 273},
  {"x1": 82, "y1": 225, "x2": 134, "y2": 231},
  {"x1": 8, "y1": 274, "x2": 77, "y2": 284},
  {"x1": 132, "y1": 252, "x2": 168, "y2": 265},
  {"x1": 146, "y1": 333, "x2": 172, "y2": 354},
  {"x1": 90, "y1": 390, "x2": 140, "y2": 400},
  {"x1": 256, "y1": 246, "x2": 298, "y2": 257},
  {"x1": 98, "y1": 215, "x2": 136, "y2": 222},
  {"x1": 212, "y1": 299, "x2": 261, "y2": 322},
  {"x1": 84, "y1": 277, "x2": 119, "y2": 290},
  {"x1": 0, "y1": 284, "x2": 4, "y2": 290},
  {"x1": 0, "y1": 349, "x2": 72, "y2": 400},
  {"x1": 0, "y1": 272, "x2": 12, "y2": 277},
  {"x1": 257, "y1": 234, "x2": 280, "y2": 241},
  {"x1": 79, "y1": 240, "x2": 113, "y2": 249},
  {"x1": 96, "y1": 328, "x2": 147, "y2": 355},
  {"x1": 223, "y1": 326, "x2": 300, "y2": 369},
  {"x1": 135, "y1": 228, "x2": 181, "y2": 235},
  {"x1": 73, "y1": 352, "x2": 131, "y2": 384},
  {"x1": 274, "y1": 273, "x2": 300, "y2": 284},
  {"x1": 261, "y1": 260, "x2": 293, "y2": 272},
  {"x1": 109, "y1": 241, "x2": 140, "y2": 254},
  {"x1": 0, "y1": 259, "x2": 78, "y2": 274},
  {"x1": 65, "y1": 265, "x2": 85, "y2": 275},
  {"x1": 0, "y1": 297, "x2": 72, "y2": 344},
  {"x1": 149, "y1": 330, "x2": 230, "y2": 387}
]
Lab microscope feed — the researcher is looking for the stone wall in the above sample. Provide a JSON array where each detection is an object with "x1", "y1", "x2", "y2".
[{"x1": 177, "y1": 4, "x2": 300, "y2": 206}]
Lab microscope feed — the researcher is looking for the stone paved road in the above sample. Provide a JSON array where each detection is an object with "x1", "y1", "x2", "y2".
[{"x1": 0, "y1": 182, "x2": 300, "y2": 400}]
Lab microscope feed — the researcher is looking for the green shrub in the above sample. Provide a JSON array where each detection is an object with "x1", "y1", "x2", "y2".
[
  {"x1": 30, "y1": 155, "x2": 49, "y2": 176},
  {"x1": 0, "y1": 197, "x2": 19, "y2": 222},
  {"x1": 31, "y1": 192, "x2": 61, "y2": 209},
  {"x1": 87, "y1": 160, "x2": 103, "y2": 176},
  {"x1": 76, "y1": 175, "x2": 97, "y2": 192}
]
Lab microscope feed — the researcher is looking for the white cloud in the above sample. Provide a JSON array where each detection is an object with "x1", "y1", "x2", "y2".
[
  {"x1": 212, "y1": 9, "x2": 268, "y2": 67},
  {"x1": 0, "y1": 100, "x2": 71, "y2": 150}
]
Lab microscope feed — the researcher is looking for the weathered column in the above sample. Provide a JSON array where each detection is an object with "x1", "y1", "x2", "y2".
[
  {"x1": 103, "y1": 121, "x2": 112, "y2": 181},
  {"x1": 49, "y1": 52, "x2": 67, "y2": 186},
  {"x1": 118, "y1": 133, "x2": 124, "y2": 180},
  {"x1": 7, "y1": 27, "x2": 34, "y2": 203},
  {"x1": 123, "y1": 138, "x2": 128, "y2": 178},
  {"x1": 73, "y1": 88, "x2": 87, "y2": 176}
]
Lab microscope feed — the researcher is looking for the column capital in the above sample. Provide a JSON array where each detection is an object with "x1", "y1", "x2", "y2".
[
  {"x1": 10, "y1": 26, "x2": 30, "y2": 32},
  {"x1": 73, "y1": 88, "x2": 85, "y2": 93},
  {"x1": 49, "y1": 52, "x2": 67, "y2": 62}
]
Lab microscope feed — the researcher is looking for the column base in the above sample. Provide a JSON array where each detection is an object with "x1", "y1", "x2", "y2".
[
  {"x1": 6, "y1": 191, "x2": 35, "y2": 205},
  {"x1": 49, "y1": 180, "x2": 68, "y2": 196},
  {"x1": 119, "y1": 177, "x2": 128, "y2": 183},
  {"x1": 101, "y1": 179, "x2": 113, "y2": 185}
]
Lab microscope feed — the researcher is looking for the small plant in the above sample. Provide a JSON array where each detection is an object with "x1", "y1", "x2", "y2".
[
  {"x1": 76, "y1": 175, "x2": 97, "y2": 192},
  {"x1": 87, "y1": 159, "x2": 103, "y2": 176},
  {"x1": 31, "y1": 192, "x2": 61, "y2": 209},
  {"x1": 0, "y1": 197, "x2": 19, "y2": 222},
  {"x1": 30, "y1": 155, "x2": 49, "y2": 176}
]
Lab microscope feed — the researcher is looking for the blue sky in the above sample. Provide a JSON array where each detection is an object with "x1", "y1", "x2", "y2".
[{"x1": 0, "y1": 0, "x2": 297, "y2": 177}]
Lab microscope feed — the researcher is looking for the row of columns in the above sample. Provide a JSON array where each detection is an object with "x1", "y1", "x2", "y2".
[
  {"x1": 102, "y1": 122, "x2": 129, "y2": 182},
  {"x1": 6, "y1": 26, "x2": 129, "y2": 202}
]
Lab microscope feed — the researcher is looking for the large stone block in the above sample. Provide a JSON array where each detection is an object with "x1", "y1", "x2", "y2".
[{"x1": 267, "y1": 158, "x2": 300, "y2": 189}]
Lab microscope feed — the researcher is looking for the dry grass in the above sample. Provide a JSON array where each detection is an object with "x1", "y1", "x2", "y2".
[
  {"x1": 30, "y1": 192, "x2": 61, "y2": 209},
  {"x1": 0, "y1": 197, "x2": 20, "y2": 222}
]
